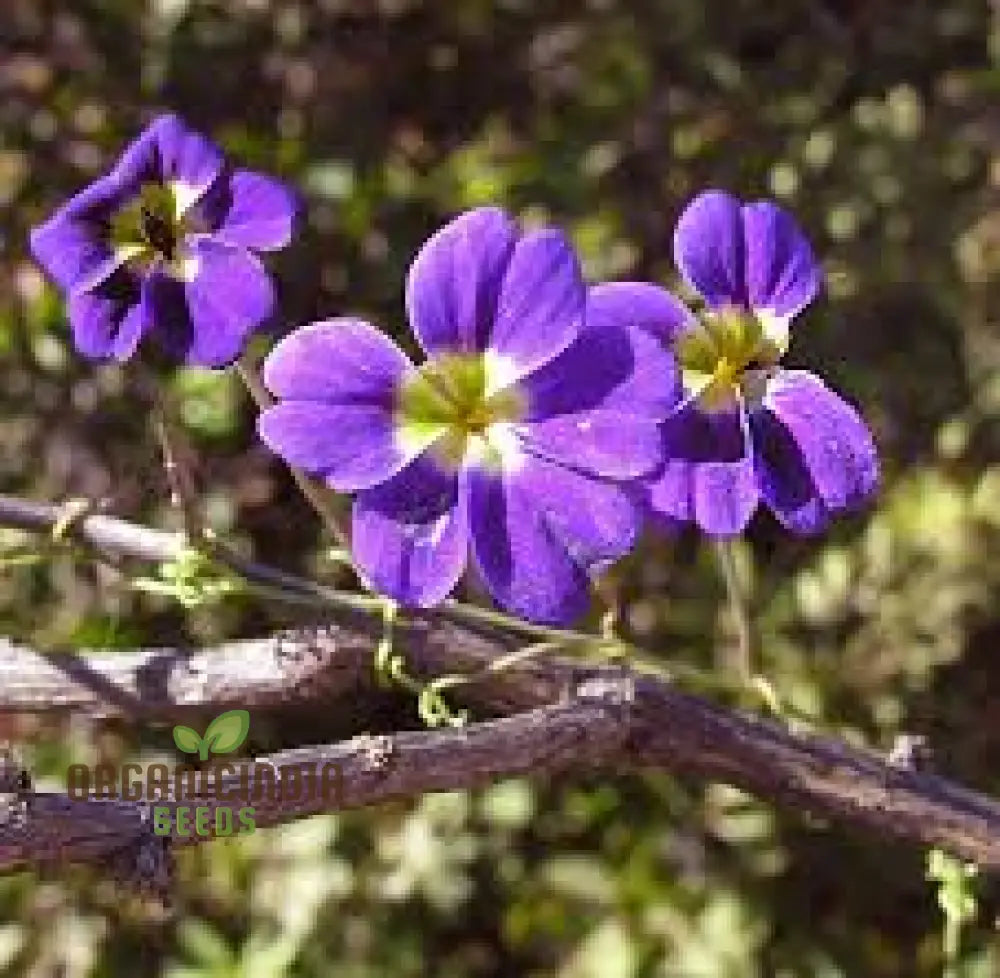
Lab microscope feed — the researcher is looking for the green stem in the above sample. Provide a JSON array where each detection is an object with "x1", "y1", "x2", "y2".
[
  {"x1": 138, "y1": 366, "x2": 202, "y2": 542},
  {"x1": 205, "y1": 533, "x2": 383, "y2": 614},
  {"x1": 438, "y1": 597, "x2": 609, "y2": 646},
  {"x1": 151, "y1": 399, "x2": 202, "y2": 541},
  {"x1": 942, "y1": 905, "x2": 965, "y2": 978},
  {"x1": 713, "y1": 537, "x2": 756, "y2": 681}
]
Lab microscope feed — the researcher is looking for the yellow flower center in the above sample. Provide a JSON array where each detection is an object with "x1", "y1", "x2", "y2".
[
  {"x1": 676, "y1": 306, "x2": 783, "y2": 412},
  {"x1": 110, "y1": 182, "x2": 202, "y2": 280},
  {"x1": 396, "y1": 352, "x2": 526, "y2": 468}
]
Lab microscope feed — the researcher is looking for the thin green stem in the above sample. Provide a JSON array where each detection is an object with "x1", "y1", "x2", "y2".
[
  {"x1": 713, "y1": 537, "x2": 757, "y2": 681},
  {"x1": 151, "y1": 398, "x2": 202, "y2": 541},
  {"x1": 205, "y1": 530, "x2": 382, "y2": 615},
  {"x1": 424, "y1": 639, "x2": 599, "y2": 701},
  {"x1": 943, "y1": 920, "x2": 960, "y2": 978},
  {"x1": 712, "y1": 540, "x2": 789, "y2": 716},
  {"x1": 235, "y1": 354, "x2": 350, "y2": 548},
  {"x1": 137, "y1": 365, "x2": 202, "y2": 541},
  {"x1": 438, "y1": 597, "x2": 608, "y2": 646}
]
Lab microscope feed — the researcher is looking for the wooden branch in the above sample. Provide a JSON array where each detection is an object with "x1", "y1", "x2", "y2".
[
  {"x1": 0, "y1": 495, "x2": 184, "y2": 563},
  {"x1": 2, "y1": 679, "x2": 1000, "y2": 878},
  {"x1": 0, "y1": 630, "x2": 371, "y2": 720},
  {"x1": 0, "y1": 617, "x2": 534, "y2": 721},
  {"x1": 1, "y1": 493, "x2": 999, "y2": 876},
  {"x1": 0, "y1": 696, "x2": 627, "y2": 873}
]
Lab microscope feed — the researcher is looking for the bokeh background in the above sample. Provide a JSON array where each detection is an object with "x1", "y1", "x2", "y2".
[{"x1": 2, "y1": 0, "x2": 1000, "y2": 974}]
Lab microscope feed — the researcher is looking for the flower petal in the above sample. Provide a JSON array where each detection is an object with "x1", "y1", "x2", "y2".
[
  {"x1": 518, "y1": 410, "x2": 664, "y2": 479},
  {"x1": 673, "y1": 190, "x2": 747, "y2": 309},
  {"x1": 263, "y1": 319, "x2": 412, "y2": 405},
  {"x1": 115, "y1": 114, "x2": 223, "y2": 213},
  {"x1": 352, "y1": 456, "x2": 468, "y2": 607},
  {"x1": 29, "y1": 175, "x2": 134, "y2": 293},
  {"x1": 147, "y1": 240, "x2": 274, "y2": 367},
  {"x1": 742, "y1": 201, "x2": 821, "y2": 322},
  {"x1": 646, "y1": 403, "x2": 759, "y2": 535},
  {"x1": 523, "y1": 286, "x2": 683, "y2": 421},
  {"x1": 405, "y1": 207, "x2": 517, "y2": 357},
  {"x1": 468, "y1": 453, "x2": 639, "y2": 624},
  {"x1": 200, "y1": 169, "x2": 298, "y2": 251},
  {"x1": 755, "y1": 369, "x2": 878, "y2": 530},
  {"x1": 750, "y1": 409, "x2": 830, "y2": 534},
  {"x1": 587, "y1": 281, "x2": 695, "y2": 343},
  {"x1": 66, "y1": 269, "x2": 150, "y2": 361},
  {"x1": 487, "y1": 227, "x2": 585, "y2": 394},
  {"x1": 257, "y1": 401, "x2": 411, "y2": 492}
]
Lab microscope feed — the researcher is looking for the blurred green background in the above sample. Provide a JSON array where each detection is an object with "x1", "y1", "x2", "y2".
[{"x1": 2, "y1": 0, "x2": 1000, "y2": 974}]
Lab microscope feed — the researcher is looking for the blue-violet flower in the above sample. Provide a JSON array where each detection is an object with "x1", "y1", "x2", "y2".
[
  {"x1": 257, "y1": 207, "x2": 680, "y2": 624},
  {"x1": 30, "y1": 113, "x2": 297, "y2": 367},
  {"x1": 639, "y1": 189, "x2": 880, "y2": 535}
]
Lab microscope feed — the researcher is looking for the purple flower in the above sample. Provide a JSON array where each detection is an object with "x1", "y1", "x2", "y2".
[
  {"x1": 257, "y1": 207, "x2": 680, "y2": 624},
  {"x1": 30, "y1": 114, "x2": 297, "y2": 367},
  {"x1": 638, "y1": 190, "x2": 879, "y2": 535}
]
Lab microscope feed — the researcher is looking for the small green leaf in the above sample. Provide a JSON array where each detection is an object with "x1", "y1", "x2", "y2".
[
  {"x1": 173, "y1": 725, "x2": 202, "y2": 754},
  {"x1": 202, "y1": 710, "x2": 250, "y2": 754}
]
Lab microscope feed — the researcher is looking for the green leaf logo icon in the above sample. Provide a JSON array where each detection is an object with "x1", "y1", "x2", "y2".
[
  {"x1": 172, "y1": 710, "x2": 250, "y2": 761},
  {"x1": 203, "y1": 710, "x2": 250, "y2": 755},
  {"x1": 173, "y1": 725, "x2": 202, "y2": 755}
]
